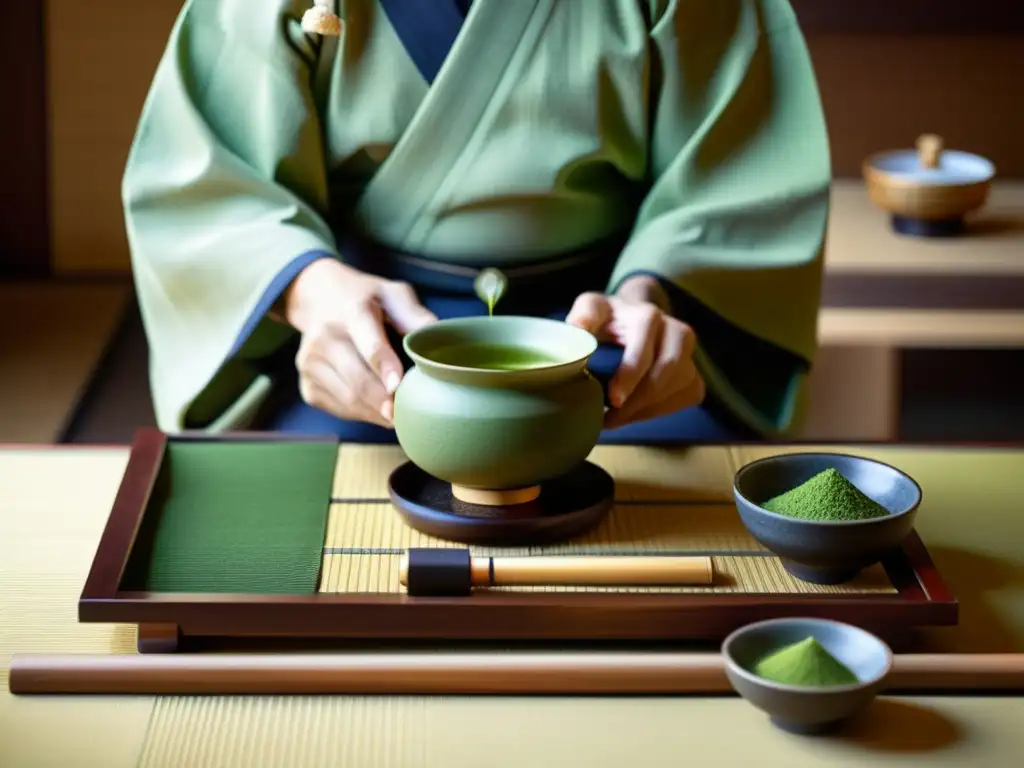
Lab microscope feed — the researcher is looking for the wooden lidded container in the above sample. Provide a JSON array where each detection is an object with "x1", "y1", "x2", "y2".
[{"x1": 862, "y1": 134, "x2": 995, "y2": 237}]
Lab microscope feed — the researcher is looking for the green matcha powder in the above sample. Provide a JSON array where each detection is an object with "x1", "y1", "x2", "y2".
[
  {"x1": 753, "y1": 636, "x2": 859, "y2": 687},
  {"x1": 760, "y1": 467, "x2": 889, "y2": 522}
]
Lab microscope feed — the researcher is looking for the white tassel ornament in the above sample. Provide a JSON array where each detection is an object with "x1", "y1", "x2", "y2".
[{"x1": 302, "y1": 0, "x2": 342, "y2": 35}]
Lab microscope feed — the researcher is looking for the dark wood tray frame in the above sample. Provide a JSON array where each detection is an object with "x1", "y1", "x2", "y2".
[{"x1": 79, "y1": 429, "x2": 958, "y2": 653}]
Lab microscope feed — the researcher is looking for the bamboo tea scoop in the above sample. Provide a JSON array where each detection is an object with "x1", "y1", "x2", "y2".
[
  {"x1": 10, "y1": 652, "x2": 1024, "y2": 696},
  {"x1": 399, "y1": 548, "x2": 714, "y2": 596}
]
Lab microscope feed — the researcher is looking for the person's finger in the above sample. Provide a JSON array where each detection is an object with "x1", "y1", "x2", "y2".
[
  {"x1": 346, "y1": 298, "x2": 407, "y2": 395},
  {"x1": 330, "y1": 339, "x2": 396, "y2": 425},
  {"x1": 303, "y1": 336, "x2": 392, "y2": 425},
  {"x1": 645, "y1": 320, "x2": 695, "y2": 393},
  {"x1": 305, "y1": 381, "x2": 393, "y2": 428},
  {"x1": 381, "y1": 280, "x2": 439, "y2": 335},
  {"x1": 606, "y1": 370, "x2": 706, "y2": 429},
  {"x1": 299, "y1": 353, "x2": 393, "y2": 427},
  {"x1": 296, "y1": 323, "x2": 383, "y2": 421},
  {"x1": 605, "y1": 322, "x2": 694, "y2": 424},
  {"x1": 298, "y1": 358, "x2": 353, "y2": 421},
  {"x1": 635, "y1": 372, "x2": 706, "y2": 423},
  {"x1": 608, "y1": 305, "x2": 661, "y2": 408},
  {"x1": 565, "y1": 292, "x2": 613, "y2": 338}
]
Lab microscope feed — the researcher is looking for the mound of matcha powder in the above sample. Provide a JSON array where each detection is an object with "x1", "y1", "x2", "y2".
[
  {"x1": 760, "y1": 468, "x2": 889, "y2": 522},
  {"x1": 753, "y1": 636, "x2": 859, "y2": 687}
]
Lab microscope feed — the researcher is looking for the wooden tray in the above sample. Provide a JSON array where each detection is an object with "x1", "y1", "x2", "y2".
[{"x1": 79, "y1": 430, "x2": 958, "y2": 652}]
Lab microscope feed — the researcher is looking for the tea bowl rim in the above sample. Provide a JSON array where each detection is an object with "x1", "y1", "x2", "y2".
[
  {"x1": 721, "y1": 617, "x2": 894, "y2": 695},
  {"x1": 733, "y1": 451, "x2": 923, "y2": 528},
  {"x1": 402, "y1": 315, "x2": 598, "y2": 375}
]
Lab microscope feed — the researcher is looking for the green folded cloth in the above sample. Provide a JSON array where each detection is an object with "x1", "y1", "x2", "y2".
[{"x1": 122, "y1": 440, "x2": 337, "y2": 594}]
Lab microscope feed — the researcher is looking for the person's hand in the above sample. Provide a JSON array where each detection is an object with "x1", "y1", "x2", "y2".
[
  {"x1": 566, "y1": 275, "x2": 705, "y2": 429},
  {"x1": 281, "y1": 258, "x2": 437, "y2": 427}
]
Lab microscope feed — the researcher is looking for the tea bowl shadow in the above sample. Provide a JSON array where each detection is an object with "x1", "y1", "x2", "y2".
[
  {"x1": 838, "y1": 699, "x2": 962, "y2": 754},
  {"x1": 966, "y1": 215, "x2": 1024, "y2": 237},
  {"x1": 911, "y1": 544, "x2": 1024, "y2": 653},
  {"x1": 733, "y1": 453, "x2": 922, "y2": 585}
]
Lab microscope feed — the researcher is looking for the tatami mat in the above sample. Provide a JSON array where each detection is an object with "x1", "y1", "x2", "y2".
[
  {"x1": 0, "y1": 282, "x2": 129, "y2": 443},
  {"x1": 135, "y1": 695, "x2": 1024, "y2": 768},
  {"x1": 0, "y1": 451, "x2": 139, "y2": 673},
  {"x1": 0, "y1": 449, "x2": 153, "y2": 768}
]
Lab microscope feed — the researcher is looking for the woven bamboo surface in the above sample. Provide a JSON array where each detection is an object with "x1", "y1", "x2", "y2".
[
  {"x1": 331, "y1": 444, "x2": 736, "y2": 502},
  {"x1": 321, "y1": 446, "x2": 895, "y2": 595}
]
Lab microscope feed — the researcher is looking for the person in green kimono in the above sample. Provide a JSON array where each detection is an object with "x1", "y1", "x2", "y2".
[{"x1": 123, "y1": 0, "x2": 831, "y2": 444}]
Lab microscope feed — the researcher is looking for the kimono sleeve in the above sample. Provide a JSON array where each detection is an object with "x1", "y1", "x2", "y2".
[
  {"x1": 123, "y1": 0, "x2": 337, "y2": 431},
  {"x1": 611, "y1": 0, "x2": 831, "y2": 436}
]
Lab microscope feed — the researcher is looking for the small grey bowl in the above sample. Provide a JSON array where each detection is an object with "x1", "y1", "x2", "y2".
[
  {"x1": 722, "y1": 617, "x2": 893, "y2": 735},
  {"x1": 733, "y1": 452, "x2": 922, "y2": 584}
]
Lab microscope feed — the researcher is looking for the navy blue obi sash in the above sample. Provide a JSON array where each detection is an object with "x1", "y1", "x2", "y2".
[{"x1": 333, "y1": 229, "x2": 628, "y2": 312}]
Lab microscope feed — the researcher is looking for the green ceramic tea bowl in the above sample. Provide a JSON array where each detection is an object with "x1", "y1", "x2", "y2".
[
  {"x1": 394, "y1": 316, "x2": 604, "y2": 492},
  {"x1": 722, "y1": 617, "x2": 893, "y2": 735}
]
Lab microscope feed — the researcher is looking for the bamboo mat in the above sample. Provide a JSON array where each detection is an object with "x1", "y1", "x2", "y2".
[
  {"x1": 319, "y1": 503, "x2": 894, "y2": 595},
  {"x1": 321, "y1": 446, "x2": 895, "y2": 596},
  {"x1": 3, "y1": 445, "x2": 1024, "y2": 767},
  {"x1": 331, "y1": 444, "x2": 736, "y2": 502}
]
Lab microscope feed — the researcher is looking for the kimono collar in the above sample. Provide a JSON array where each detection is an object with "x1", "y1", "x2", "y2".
[{"x1": 302, "y1": 1, "x2": 474, "y2": 84}]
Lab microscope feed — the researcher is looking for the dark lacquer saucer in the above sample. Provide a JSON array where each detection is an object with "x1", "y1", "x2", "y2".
[{"x1": 388, "y1": 460, "x2": 614, "y2": 546}]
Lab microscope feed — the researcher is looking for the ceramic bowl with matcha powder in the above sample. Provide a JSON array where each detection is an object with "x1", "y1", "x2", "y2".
[
  {"x1": 394, "y1": 315, "x2": 605, "y2": 493},
  {"x1": 733, "y1": 452, "x2": 922, "y2": 585},
  {"x1": 723, "y1": 617, "x2": 893, "y2": 735}
]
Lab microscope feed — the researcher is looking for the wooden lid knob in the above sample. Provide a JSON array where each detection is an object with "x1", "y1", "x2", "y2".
[{"x1": 917, "y1": 134, "x2": 944, "y2": 169}]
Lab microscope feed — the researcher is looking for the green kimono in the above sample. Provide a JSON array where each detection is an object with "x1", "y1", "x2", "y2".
[{"x1": 123, "y1": 0, "x2": 831, "y2": 436}]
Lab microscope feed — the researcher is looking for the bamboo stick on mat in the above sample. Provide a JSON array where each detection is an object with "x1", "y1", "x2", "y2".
[{"x1": 9, "y1": 652, "x2": 1024, "y2": 695}]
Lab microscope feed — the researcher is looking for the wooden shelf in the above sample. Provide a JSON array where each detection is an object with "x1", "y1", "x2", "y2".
[
  {"x1": 816, "y1": 181, "x2": 1024, "y2": 348},
  {"x1": 792, "y1": 0, "x2": 1024, "y2": 35},
  {"x1": 826, "y1": 181, "x2": 1024, "y2": 276},
  {"x1": 818, "y1": 308, "x2": 1024, "y2": 348},
  {"x1": 821, "y1": 180, "x2": 1024, "y2": 313}
]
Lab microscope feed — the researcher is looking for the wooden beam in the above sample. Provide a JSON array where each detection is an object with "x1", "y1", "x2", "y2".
[
  {"x1": 792, "y1": 0, "x2": 1024, "y2": 35},
  {"x1": 0, "y1": 0, "x2": 49, "y2": 276},
  {"x1": 818, "y1": 309, "x2": 1024, "y2": 348}
]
